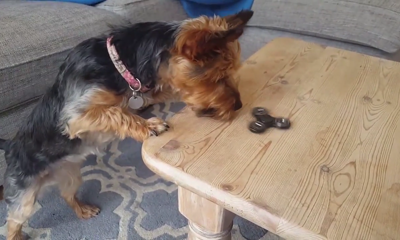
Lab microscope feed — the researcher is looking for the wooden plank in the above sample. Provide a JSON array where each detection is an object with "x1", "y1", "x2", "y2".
[
  {"x1": 178, "y1": 186, "x2": 236, "y2": 240},
  {"x1": 142, "y1": 38, "x2": 400, "y2": 240}
]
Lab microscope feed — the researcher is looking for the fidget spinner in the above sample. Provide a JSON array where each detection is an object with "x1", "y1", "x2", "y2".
[{"x1": 249, "y1": 107, "x2": 291, "y2": 134}]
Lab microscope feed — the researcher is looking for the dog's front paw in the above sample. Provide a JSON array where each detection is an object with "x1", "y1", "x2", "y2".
[
  {"x1": 147, "y1": 117, "x2": 170, "y2": 137},
  {"x1": 75, "y1": 203, "x2": 100, "y2": 219}
]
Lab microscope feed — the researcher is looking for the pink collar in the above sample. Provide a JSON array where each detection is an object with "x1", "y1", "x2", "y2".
[{"x1": 106, "y1": 37, "x2": 150, "y2": 92}]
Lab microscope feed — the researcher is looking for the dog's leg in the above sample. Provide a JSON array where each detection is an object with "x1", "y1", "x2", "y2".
[
  {"x1": 55, "y1": 161, "x2": 100, "y2": 219},
  {"x1": 68, "y1": 105, "x2": 169, "y2": 142},
  {"x1": 5, "y1": 180, "x2": 39, "y2": 240},
  {"x1": 65, "y1": 89, "x2": 169, "y2": 142}
]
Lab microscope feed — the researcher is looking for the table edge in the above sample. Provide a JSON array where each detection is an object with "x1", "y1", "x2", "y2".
[
  {"x1": 142, "y1": 145, "x2": 325, "y2": 238},
  {"x1": 141, "y1": 145, "x2": 278, "y2": 231}
]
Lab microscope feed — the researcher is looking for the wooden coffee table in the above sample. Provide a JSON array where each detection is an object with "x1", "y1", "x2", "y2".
[{"x1": 142, "y1": 38, "x2": 400, "y2": 240}]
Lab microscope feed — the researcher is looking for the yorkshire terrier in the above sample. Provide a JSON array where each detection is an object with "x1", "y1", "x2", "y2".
[{"x1": 0, "y1": 10, "x2": 253, "y2": 239}]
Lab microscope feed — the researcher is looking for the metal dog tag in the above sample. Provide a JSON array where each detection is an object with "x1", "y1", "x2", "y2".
[{"x1": 128, "y1": 92, "x2": 144, "y2": 110}]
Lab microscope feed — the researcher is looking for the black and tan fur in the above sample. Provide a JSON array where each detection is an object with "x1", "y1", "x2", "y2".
[{"x1": 0, "y1": 10, "x2": 253, "y2": 240}]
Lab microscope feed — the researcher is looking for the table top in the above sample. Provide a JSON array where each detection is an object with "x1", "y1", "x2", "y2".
[{"x1": 142, "y1": 38, "x2": 400, "y2": 240}]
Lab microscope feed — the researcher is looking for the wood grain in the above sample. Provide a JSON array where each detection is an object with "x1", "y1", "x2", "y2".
[
  {"x1": 142, "y1": 38, "x2": 400, "y2": 240},
  {"x1": 178, "y1": 186, "x2": 235, "y2": 240}
]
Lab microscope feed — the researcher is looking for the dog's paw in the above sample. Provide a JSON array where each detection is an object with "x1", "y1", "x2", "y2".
[
  {"x1": 146, "y1": 117, "x2": 170, "y2": 137},
  {"x1": 75, "y1": 203, "x2": 100, "y2": 219}
]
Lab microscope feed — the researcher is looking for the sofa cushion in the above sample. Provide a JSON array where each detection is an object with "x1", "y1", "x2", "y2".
[
  {"x1": 0, "y1": 1, "x2": 128, "y2": 113},
  {"x1": 248, "y1": 0, "x2": 400, "y2": 53},
  {"x1": 96, "y1": 0, "x2": 188, "y2": 22}
]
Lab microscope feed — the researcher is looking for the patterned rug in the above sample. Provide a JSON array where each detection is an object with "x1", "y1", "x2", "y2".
[{"x1": 0, "y1": 102, "x2": 281, "y2": 240}]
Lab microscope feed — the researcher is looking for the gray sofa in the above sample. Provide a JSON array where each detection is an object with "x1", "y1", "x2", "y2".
[{"x1": 1, "y1": 0, "x2": 400, "y2": 186}]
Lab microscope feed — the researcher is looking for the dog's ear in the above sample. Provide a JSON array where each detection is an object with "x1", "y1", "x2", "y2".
[
  {"x1": 220, "y1": 10, "x2": 254, "y2": 42},
  {"x1": 224, "y1": 10, "x2": 254, "y2": 29},
  {"x1": 177, "y1": 30, "x2": 230, "y2": 61},
  {"x1": 175, "y1": 10, "x2": 253, "y2": 61}
]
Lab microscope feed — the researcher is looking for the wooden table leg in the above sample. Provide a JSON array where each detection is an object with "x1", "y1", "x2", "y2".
[{"x1": 178, "y1": 186, "x2": 235, "y2": 240}]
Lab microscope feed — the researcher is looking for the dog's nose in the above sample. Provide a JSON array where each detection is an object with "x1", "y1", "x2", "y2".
[{"x1": 234, "y1": 100, "x2": 242, "y2": 111}]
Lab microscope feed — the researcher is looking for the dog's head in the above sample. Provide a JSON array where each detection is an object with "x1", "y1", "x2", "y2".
[{"x1": 168, "y1": 10, "x2": 253, "y2": 121}]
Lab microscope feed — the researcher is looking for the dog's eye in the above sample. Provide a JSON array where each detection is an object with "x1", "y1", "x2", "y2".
[
  {"x1": 201, "y1": 108, "x2": 216, "y2": 115},
  {"x1": 196, "y1": 108, "x2": 216, "y2": 117}
]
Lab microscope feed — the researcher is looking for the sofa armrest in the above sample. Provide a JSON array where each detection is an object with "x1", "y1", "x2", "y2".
[
  {"x1": 249, "y1": 0, "x2": 400, "y2": 54},
  {"x1": 96, "y1": 0, "x2": 189, "y2": 23}
]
